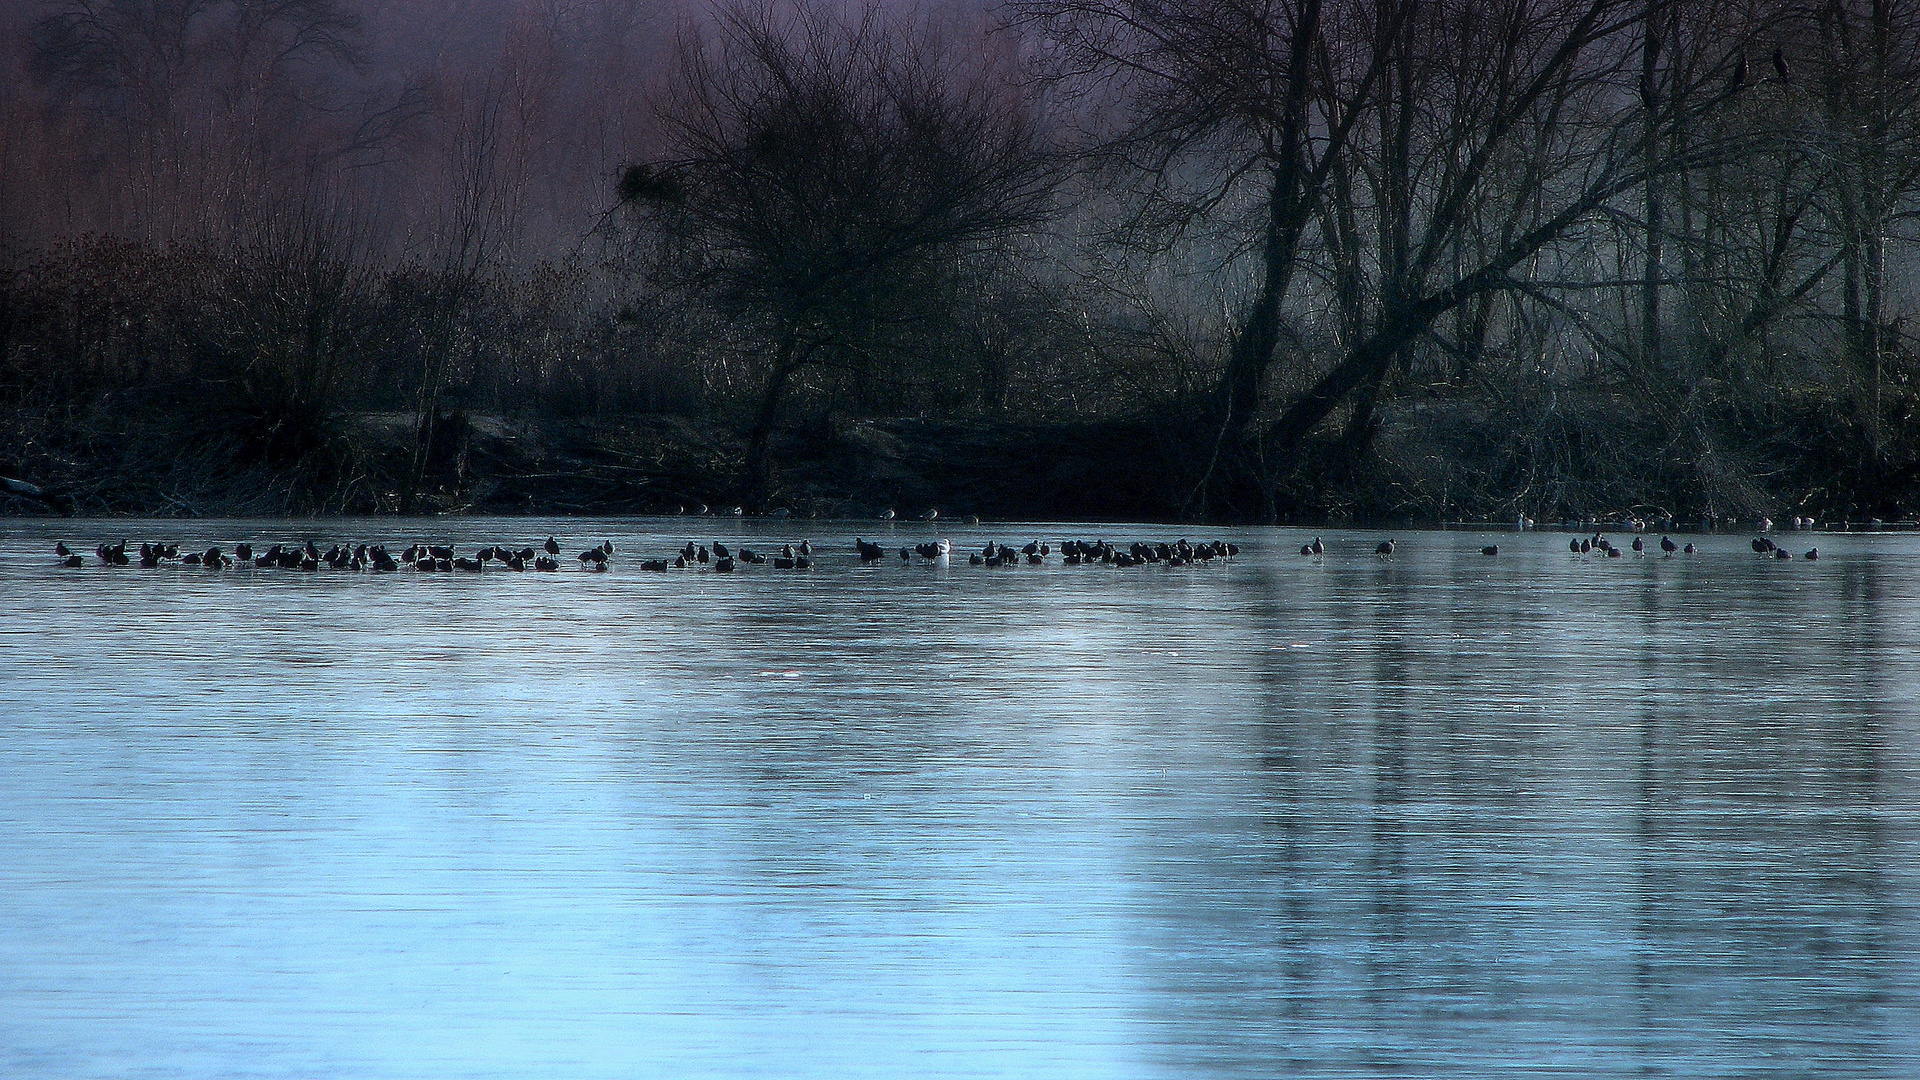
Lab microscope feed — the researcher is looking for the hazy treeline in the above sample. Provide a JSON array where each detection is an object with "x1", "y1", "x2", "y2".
[{"x1": 3, "y1": 0, "x2": 1919, "y2": 522}]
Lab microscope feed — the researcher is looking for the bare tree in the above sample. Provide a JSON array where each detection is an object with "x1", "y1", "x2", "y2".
[
  {"x1": 624, "y1": 0, "x2": 1059, "y2": 504},
  {"x1": 28, "y1": 0, "x2": 364, "y2": 242},
  {"x1": 1015, "y1": 0, "x2": 1407, "y2": 515},
  {"x1": 1802, "y1": 0, "x2": 1920, "y2": 470},
  {"x1": 1029, "y1": 0, "x2": 1762, "y2": 519},
  {"x1": 212, "y1": 175, "x2": 376, "y2": 472},
  {"x1": 398, "y1": 36, "x2": 549, "y2": 510}
]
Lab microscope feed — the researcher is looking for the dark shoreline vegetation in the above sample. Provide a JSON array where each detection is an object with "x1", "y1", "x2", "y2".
[{"x1": 6, "y1": 1, "x2": 1920, "y2": 526}]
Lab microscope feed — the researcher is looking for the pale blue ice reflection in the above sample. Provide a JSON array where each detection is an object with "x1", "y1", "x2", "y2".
[{"x1": 2, "y1": 519, "x2": 1918, "y2": 1079}]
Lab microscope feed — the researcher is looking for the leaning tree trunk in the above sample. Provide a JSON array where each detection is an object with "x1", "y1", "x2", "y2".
[
  {"x1": 1268, "y1": 317, "x2": 1420, "y2": 455},
  {"x1": 1184, "y1": 0, "x2": 1326, "y2": 521},
  {"x1": 1, "y1": 475, "x2": 73, "y2": 514}
]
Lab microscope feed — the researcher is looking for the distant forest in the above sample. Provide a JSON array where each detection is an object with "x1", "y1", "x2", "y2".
[{"x1": 4, "y1": 0, "x2": 1919, "y2": 523}]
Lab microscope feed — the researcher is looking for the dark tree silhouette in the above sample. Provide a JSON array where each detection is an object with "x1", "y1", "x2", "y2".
[{"x1": 624, "y1": 0, "x2": 1059, "y2": 504}]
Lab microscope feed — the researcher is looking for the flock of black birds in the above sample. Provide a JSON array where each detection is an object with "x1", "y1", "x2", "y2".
[
  {"x1": 634, "y1": 539, "x2": 816, "y2": 572},
  {"x1": 1284, "y1": 532, "x2": 1823, "y2": 561},
  {"x1": 1747, "y1": 535, "x2": 1819, "y2": 560},
  {"x1": 855, "y1": 537, "x2": 1242, "y2": 567},
  {"x1": 47, "y1": 531, "x2": 1826, "y2": 575},
  {"x1": 50, "y1": 534, "x2": 1245, "y2": 574},
  {"x1": 1299, "y1": 537, "x2": 1400, "y2": 557},
  {"x1": 60, "y1": 537, "x2": 608, "y2": 572},
  {"x1": 1553, "y1": 532, "x2": 1818, "y2": 560}
]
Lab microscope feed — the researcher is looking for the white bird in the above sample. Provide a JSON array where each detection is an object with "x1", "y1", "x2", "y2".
[
  {"x1": 935, "y1": 538, "x2": 951, "y2": 557},
  {"x1": 879, "y1": 508, "x2": 895, "y2": 520},
  {"x1": 919, "y1": 508, "x2": 939, "y2": 521}
]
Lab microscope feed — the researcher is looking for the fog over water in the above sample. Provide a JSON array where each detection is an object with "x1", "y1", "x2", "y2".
[{"x1": 2, "y1": 519, "x2": 1918, "y2": 1078}]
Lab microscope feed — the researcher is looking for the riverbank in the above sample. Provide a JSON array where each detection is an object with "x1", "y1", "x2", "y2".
[
  {"x1": 0, "y1": 408, "x2": 1195, "y2": 521},
  {"x1": 2, "y1": 390, "x2": 1910, "y2": 524}
]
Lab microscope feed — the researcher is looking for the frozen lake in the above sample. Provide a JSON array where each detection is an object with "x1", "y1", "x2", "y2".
[{"x1": 2, "y1": 518, "x2": 1917, "y2": 1078}]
